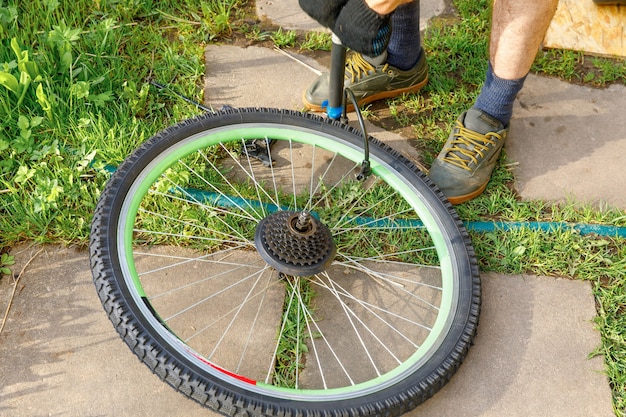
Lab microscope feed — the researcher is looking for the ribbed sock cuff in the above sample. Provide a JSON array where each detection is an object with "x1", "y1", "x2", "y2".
[
  {"x1": 474, "y1": 62, "x2": 527, "y2": 126},
  {"x1": 386, "y1": 1, "x2": 421, "y2": 71}
]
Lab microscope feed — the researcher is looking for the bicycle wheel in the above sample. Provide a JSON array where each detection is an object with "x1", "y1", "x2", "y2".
[{"x1": 90, "y1": 108, "x2": 480, "y2": 417}]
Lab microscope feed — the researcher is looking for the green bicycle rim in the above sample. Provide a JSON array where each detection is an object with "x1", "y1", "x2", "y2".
[{"x1": 115, "y1": 123, "x2": 457, "y2": 401}]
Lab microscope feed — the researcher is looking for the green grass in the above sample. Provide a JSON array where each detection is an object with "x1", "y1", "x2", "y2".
[
  {"x1": 273, "y1": 275, "x2": 314, "y2": 388},
  {"x1": 271, "y1": 27, "x2": 297, "y2": 48},
  {"x1": 1, "y1": 0, "x2": 625, "y2": 414},
  {"x1": 0, "y1": 0, "x2": 222, "y2": 244}
]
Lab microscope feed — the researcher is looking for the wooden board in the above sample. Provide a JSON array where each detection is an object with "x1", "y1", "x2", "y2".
[{"x1": 544, "y1": 0, "x2": 626, "y2": 57}]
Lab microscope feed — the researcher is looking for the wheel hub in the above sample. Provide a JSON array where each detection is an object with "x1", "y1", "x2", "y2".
[{"x1": 254, "y1": 211, "x2": 336, "y2": 276}]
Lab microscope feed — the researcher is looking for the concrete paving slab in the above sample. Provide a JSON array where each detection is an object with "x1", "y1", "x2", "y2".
[
  {"x1": 0, "y1": 244, "x2": 612, "y2": 416},
  {"x1": 256, "y1": 0, "x2": 322, "y2": 31},
  {"x1": 508, "y1": 76, "x2": 626, "y2": 210},
  {"x1": 413, "y1": 273, "x2": 613, "y2": 417},
  {"x1": 0, "y1": 245, "x2": 209, "y2": 417},
  {"x1": 205, "y1": 44, "x2": 324, "y2": 111}
]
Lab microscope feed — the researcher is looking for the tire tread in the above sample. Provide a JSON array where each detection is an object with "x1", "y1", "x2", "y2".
[{"x1": 89, "y1": 108, "x2": 480, "y2": 417}]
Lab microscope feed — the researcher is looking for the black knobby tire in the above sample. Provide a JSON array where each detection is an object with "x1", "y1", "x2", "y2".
[{"x1": 90, "y1": 108, "x2": 480, "y2": 417}]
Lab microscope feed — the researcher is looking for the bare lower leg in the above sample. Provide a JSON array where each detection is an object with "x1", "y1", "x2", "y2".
[{"x1": 490, "y1": 0, "x2": 559, "y2": 80}]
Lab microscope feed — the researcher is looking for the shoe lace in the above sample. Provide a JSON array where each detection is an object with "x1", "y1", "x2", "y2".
[
  {"x1": 345, "y1": 53, "x2": 388, "y2": 83},
  {"x1": 441, "y1": 120, "x2": 504, "y2": 171}
]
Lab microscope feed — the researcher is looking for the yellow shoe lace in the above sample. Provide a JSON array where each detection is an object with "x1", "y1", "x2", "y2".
[
  {"x1": 441, "y1": 120, "x2": 505, "y2": 171},
  {"x1": 345, "y1": 53, "x2": 388, "y2": 83}
]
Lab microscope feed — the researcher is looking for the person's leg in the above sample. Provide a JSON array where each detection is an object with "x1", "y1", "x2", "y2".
[
  {"x1": 358, "y1": 1, "x2": 421, "y2": 67},
  {"x1": 303, "y1": 1, "x2": 427, "y2": 112},
  {"x1": 429, "y1": 0, "x2": 558, "y2": 204},
  {"x1": 474, "y1": 0, "x2": 559, "y2": 126},
  {"x1": 489, "y1": 0, "x2": 559, "y2": 80},
  {"x1": 386, "y1": 1, "x2": 422, "y2": 70}
]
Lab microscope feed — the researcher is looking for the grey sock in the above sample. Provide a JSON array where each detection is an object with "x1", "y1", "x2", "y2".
[
  {"x1": 386, "y1": 2, "x2": 421, "y2": 71},
  {"x1": 474, "y1": 62, "x2": 526, "y2": 126}
]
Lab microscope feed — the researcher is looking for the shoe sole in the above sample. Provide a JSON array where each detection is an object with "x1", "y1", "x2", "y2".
[
  {"x1": 303, "y1": 76, "x2": 428, "y2": 113},
  {"x1": 445, "y1": 181, "x2": 489, "y2": 205}
]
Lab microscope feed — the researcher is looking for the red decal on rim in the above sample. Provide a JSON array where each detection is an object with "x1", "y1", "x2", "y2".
[
  {"x1": 190, "y1": 350, "x2": 257, "y2": 385},
  {"x1": 208, "y1": 363, "x2": 258, "y2": 385}
]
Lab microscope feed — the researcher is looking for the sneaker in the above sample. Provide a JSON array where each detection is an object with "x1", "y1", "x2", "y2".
[
  {"x1": 303, "y1": 50, "x2": 428, "y2": 112},
  {"x1": 429, "y1": 108, "x2": 509, "y2": 204}
]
